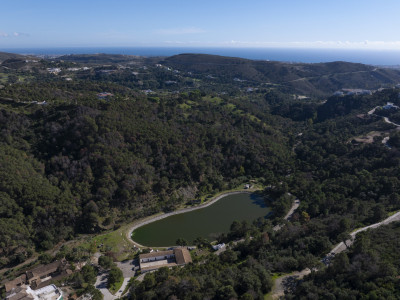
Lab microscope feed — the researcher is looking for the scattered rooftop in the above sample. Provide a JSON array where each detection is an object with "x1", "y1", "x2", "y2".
[{"x1": 6, "y1": 285, "x2": 62, "y2": 300}]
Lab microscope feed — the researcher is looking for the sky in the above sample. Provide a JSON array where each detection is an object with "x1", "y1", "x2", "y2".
[{"x1": 1, "y1": 0, "x2": 400, "y2": 49}]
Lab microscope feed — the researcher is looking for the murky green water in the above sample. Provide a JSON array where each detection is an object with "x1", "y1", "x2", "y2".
[{"x1": 132, "y1": 193, "x2": 270, "y2": 246}]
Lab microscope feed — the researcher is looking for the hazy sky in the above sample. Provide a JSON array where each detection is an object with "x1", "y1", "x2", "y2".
[{"x1": 1, "y1": 0, "x2": 400, "y2": 49}]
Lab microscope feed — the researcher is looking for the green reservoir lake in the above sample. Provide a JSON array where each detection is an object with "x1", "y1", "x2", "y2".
[{"x1": 131, "y1": 192, "x2": 271, "y2": 246}]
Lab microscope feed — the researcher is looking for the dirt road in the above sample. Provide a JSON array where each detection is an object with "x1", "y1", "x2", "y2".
[
  {"x1": 326, "y1": 210, "x2": 400, "y2": 260},
  {"x1": 269, "y1": 209, "x2": 400, "y2": 298},
  {"x1": 270, "y1": 269, "x2": 311, "y2": 300},
  {"x1": 273, "y1": 195, "x2": 300, "y2": 232}
]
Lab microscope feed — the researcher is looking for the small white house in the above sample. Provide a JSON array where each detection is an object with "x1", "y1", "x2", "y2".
[{"x1": 212, "y1": 243, "x2": 225, "y2": 251}]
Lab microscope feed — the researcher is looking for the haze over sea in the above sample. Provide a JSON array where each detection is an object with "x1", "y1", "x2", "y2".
[{"x1": 3, "y1": 47, "x2": 400, "y2": 66}]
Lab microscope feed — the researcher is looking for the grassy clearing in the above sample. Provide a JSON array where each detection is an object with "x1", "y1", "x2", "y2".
[
  {"x1": 81, "y1": 227, "x2": 136, "y2": 261},
  {"x1": 271, "y1": 273, "x2": 283, "y2": 280},
  {"x1": 92, "y1": 231, "x2": 125, "y2": 251},
  {"x1": 79, "y1": 182, "x2": 264, "y2": 261}
]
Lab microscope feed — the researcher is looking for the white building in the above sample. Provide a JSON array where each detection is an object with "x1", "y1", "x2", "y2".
[
  {"x1": 139, "y1": 248, "x2": 192, "y2": 272},
  {"x1": 47, "y1": 68, "x2": 61, "y2": 74},
  {"x1": 212, "y1": 243, "x2": 226, "y2": 251},
  {"x1": 29, "y1": 285, "x2": 63, "y2": 300},
  {"x1": 6, "y1": 284, "x2": 63, "y2": 300},
  {"x1": 140, "y1": 250, "x2": 175, "y2": 263}
]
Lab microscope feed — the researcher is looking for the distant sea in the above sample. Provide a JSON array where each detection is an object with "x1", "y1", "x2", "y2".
[{"x1": 2, "y1": 47, "x2": 400, "y2": 66}]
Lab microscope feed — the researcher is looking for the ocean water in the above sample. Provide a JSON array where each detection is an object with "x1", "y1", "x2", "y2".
[{"x1": 2, "y1": 47, "x2": 400, "y2": 66}]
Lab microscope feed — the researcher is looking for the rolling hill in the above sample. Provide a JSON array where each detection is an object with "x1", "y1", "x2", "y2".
[{"x1": 162, "y1": 54, "x2": 400, "y2": 96}]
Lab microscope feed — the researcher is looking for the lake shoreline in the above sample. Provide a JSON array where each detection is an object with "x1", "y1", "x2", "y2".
[{"x1": 127, "y1": 189, "x2": 260, "y2": 248}]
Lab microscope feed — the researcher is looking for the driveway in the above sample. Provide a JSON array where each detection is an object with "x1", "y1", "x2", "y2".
[
  {"x1": 95, "y1": 271, "x2": 114, "y2": 300},
  {"x1": 116, "y1": 260, "x2": 137, "y2": 278},
  {"x1": 113, "y1": 278, "x2": 130, "y2": 299},
  {"x1": 325, "y1": 210, "x2": 400, "y2": 261},
  {"x1": 95, "y1": 260, "x2": 137, "y2": 300}
]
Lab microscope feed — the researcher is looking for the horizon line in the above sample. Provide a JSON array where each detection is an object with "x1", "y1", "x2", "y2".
[{"x1": 2, "y1": 45, "x2": 400, "y2": 51}]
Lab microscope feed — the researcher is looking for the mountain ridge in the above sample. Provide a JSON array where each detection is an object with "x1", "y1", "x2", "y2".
[{"x1": 162, "y1": 53, "x2": 400, "y2": 95}]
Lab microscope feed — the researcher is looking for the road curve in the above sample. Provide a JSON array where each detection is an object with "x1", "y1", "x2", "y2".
[
  {"x1": 383, "y1": 116, "x2": 400, "y2": 127},
  {"x1": 327, "y1": 210, "x2": 400, "y2": 259},
  {"x1": 270, "y1": 209, "x2": 400, "y2": 298},
  {"x1": 95, "y1": 271, "x2": 114, "y2": 300}
]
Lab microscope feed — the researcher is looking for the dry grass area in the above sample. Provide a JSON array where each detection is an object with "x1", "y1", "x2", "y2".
[{"x1": 350, "y1": 131, "x2": 389, "y2": 144}]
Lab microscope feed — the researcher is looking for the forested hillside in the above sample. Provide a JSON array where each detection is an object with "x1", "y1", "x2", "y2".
[
  {"x1": 293, "y1": 222, "x2": 400, "y2": 299},
  {"x1": 163, "y1": 54, "x2": 400, "y2": 96},
  {"x1": 2, "y1": 51, "x2": 400, "y2": 299},
  {"x1": 0, "y1": 82, "x2": 293, "y2": 267}
]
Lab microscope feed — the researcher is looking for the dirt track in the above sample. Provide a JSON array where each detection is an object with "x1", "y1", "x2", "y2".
[{"x1": 269, "y1": 209, "x2": 400, "y2": 299}]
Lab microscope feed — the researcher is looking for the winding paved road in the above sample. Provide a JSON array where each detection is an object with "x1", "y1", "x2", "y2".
[
  {"x1": 326, "y1": 210, "x2": 400, "y2": 260},
  {"x1": 270, "y1": 210, "x2": 400, "y2": 299},
  {"x1": 95, "y1": 272, "x2": 114, "y2": 300},
  {"x1": 95, "y1": 260, "x2": 137, "y2": 300},
  {"x1": 273, "y1": 194, "x2": 300, "y2": 231},
  {"x1": 271, "y1": 104, "x2": 400, "y2": 298},
  {"x1": 383, "y1": 116, "x2": 400, "y2": 127},
  {"x1": 368, "y1": 105, "x2": 400, "y2": 127}
]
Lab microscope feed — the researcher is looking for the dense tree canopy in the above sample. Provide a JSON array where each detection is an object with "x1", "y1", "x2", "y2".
[{"x1": 2, "y1": 52, "x2": 400, "y2": 299}]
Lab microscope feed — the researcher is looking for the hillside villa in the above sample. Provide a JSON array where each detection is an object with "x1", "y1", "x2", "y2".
[{"x1": 4, "y1": 260, "x2": 71, "y2": 300}]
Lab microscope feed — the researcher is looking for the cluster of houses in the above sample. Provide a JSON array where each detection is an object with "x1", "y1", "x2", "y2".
[
  {"x1": 47, "y1": 67, "x2": 90, "y2": 75},
  {"x1": 5, "y1": 284, "x2": 63, "y2": 300},
  {"x1": 383, "y1": 102, "x2": 399, "y2": 110},
  {"x1": 47, "y1": 68, "x2": 61, "y2": 74},
  {"x1": 334, "y1": 85, "x2": 400, "y2": 97},
  {"x1": 333, "y1": 89, "x2": 373, "y2": 96},
  {"x1": 3, "y1": 247, "x2": 194, "y2": 299},
  {"x1": 4, "y1": 260, "x2": 71, "y2": 300},
  {"x1": 67, "y1": 67, "x2": 90, "y2": 72},
  {"x1": 155, "y1": 64, "x2": 172, "y2": 71}
]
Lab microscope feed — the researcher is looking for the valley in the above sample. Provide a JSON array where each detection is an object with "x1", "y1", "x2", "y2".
[{"x1": 1, "y1": 51, "x2": 400, "y2": 299}]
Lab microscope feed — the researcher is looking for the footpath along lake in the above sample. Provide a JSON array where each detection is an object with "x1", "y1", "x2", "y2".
[{"x1": 131, "y1": 192, "x2": 271, "y2": 246}]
